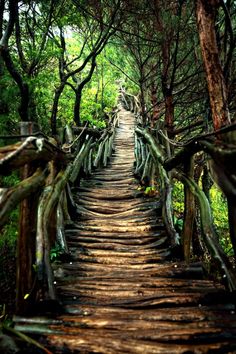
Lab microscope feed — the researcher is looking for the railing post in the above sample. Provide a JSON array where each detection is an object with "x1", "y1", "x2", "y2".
[
  {"x1": 182, "y1": 156, "x2": 195, "y2": 263},
  {"x1": 16, "y1": 122, "x2": 39, "y2": 315}
]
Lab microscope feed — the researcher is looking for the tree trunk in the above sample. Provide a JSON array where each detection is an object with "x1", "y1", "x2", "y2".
[
  {"x1": 176, "y1": 170, "x2": 236, "y2": 291},
  {"x1": 28, "y1": 94, "x2": 38, "y2": 123},
  {"x1": 1, "y1": 48, "x2": 30, "y2": 121},
  {"x1": 182, "y1": 157, "x2": 195, "y2": 263},
  {"x1": 202, "y1": 164, "x2": 213, "y2": 202},
  {"x1": 164, "y1": 92, "x2": 174, "y2": 138},
  {"x1": 150, "y1": 83, "x2": 159, "y2": 128},
  {"x1": 51, "y1": 84, "x2": 65, "y2": 135},
  {"x1": 74, "y1": 89, "x2": 82, "y2": 126},
  {"x1": 73, "y1": 57, "x2": 97, "y2": 127},
  {"x1": 16, "y1": 122, "x2": 40, "y2": 315},
  {"x1": 139, "y1": 83, "x2": 147, "y2": 125},
  {"x1": 196, "y1": 0, "x2": 231, "y2": 130}
]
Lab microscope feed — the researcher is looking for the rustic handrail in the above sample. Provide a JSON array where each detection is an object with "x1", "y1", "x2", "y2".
[
  {"x1": 135, "y1": 125, "x2": 236, "y2": 291},
  {"x1": 0, "y1": 109, "x2": 120, "y2": 314},
  {"x1": 0, "y1": 137, "x2": 69, "y2": 173},
  {"x1": 174, "y1": 170, "x2": 236, "y2": 291},
  {"x1": 117, "y1": 85, "x2": 236, "y2": 291},
  {"x1": 135, "y1": 127, "x2": 180, "y2": 248}
]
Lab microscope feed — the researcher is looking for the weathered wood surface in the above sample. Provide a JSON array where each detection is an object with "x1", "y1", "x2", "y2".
[{"x1": 14, "y1": 109, "x2": 236, "y2": 353}]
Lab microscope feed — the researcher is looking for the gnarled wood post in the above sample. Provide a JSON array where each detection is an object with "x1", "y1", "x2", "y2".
[
  {"x1": 16, "y1": 121, "x2": 39, "y2": 314},
  {"x1": 182, "y1": 156, "x2": 195, "y2": 263}
]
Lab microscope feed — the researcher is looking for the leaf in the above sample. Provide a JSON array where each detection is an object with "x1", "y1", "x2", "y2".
[{"x1": 144, "y1": 186, "x2": 157, "y2": 196}]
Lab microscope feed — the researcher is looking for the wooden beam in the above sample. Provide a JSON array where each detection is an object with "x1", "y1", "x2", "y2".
[
  {"x1": 0, "y1": 168, "x2": 48, "y2": 228},
  {"x1": 0, "y1": 137, "x2": 69, "y2": 173}
]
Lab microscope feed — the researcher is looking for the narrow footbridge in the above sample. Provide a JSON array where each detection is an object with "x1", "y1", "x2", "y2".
[{"x1": 1, "y1": 105, "x2": 236, "y2": 353}]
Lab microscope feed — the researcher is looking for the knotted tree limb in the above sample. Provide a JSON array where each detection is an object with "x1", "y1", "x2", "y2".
[
  {"x1": 141, "y1": 151, "x2": 151, "y2": 183},
  {"x1": 182, "y1": 156, "x2": 195, "y2": 263},
  {"x1": 70, "y1": 137, "x2": 93, "y2": 183},
  {"x1": 93, "y1": 135, "x2": 109, "y2": 168},
  {"x1": 0, "y1": 136, "x2": 37, "y2": 163},
  {"x1": 56, "y1": 196, "x2": 69, "y2": 254},
  {"x1": 136, "y1": 127, "x2": 165, "y2": 164},
  {"x1": 136, "y1": 127, "x2": 179, "y2": 247},
  {"x1": 61, "y1": 189, "x2": 72, "y2": 224},
  {"x1": 64, "y1": 125, "x2": 74, "y2": 144},
  {"x1": 36, "y1": 136, "x2": 96, "y2": 298},
  {"x1": 136, "y1": 126, "x2": 236, "y2": 289},
  {"x1": 174, "y1": 170, "x2": 236, "y2": 291},
  {"x1": 134, "y1": 135, "x2": 141, "y2": 173},
  {"x1": 163, "y1": 136, "x2": 236, "y2": 254},
  {"x1": 0, "y1": 137, "x2": 68, "y2": 173},
  {"x1": 163, "y1": 140, "x2": 201, "y2": 171},
  {"x1": 103, "y1": 138, "x2": 110, "y2": 167},
  {"x1": 163, "y1": 130, "x2": 236, "y2": 172},
  {"x1": 108, "y1": 133, "x2": 114, "y2": 157},
  {"x1": 36, "y1": 165, "x2": 73, "y2": 299},
  {"x1": 200, "y1": 140, "x2": 236, "y2": 177},
  {"x1": 0, "y1": 167, "x2": 48, "y2": 228},
  {"x1": 207, "y1": 155, "x2": 236, "y2": 256},
  {"x1": 113, "y1": 110, "x2": 120, "y2": 128},
  {"x1": 135, "y1": 138, "x2": 147, "y2": 176},
  {"x1": 66, "y1": 183, "x2": 77, "y2": 218},
  {"x1": 103, "y1": 128, "x2": 116, "y2": 167},
  {"x1": 72, "y1": 126, "x2": 101, "y2": 138},
  {"x1": 167, "y1": 137, "x2": 236, "y2": 257}
]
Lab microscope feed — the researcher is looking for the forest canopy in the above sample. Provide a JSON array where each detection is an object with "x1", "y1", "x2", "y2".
[{"x1": 0, "y1": 0, "x2": 236, "y2": 138}]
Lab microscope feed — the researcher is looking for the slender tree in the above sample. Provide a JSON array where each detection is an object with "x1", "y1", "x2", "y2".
[
  {"x1": 196, "y1": 0, "x2": 231, "y2": 130},
  {"x1": 50, "y1": 0, "x2": 123, "y2": 134},
  {"x1": 0, "y1": 0, "x2": 60, "y2": 123}
]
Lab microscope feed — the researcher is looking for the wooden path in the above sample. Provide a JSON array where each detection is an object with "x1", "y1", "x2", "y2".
[{"x1": 15, "y1": 109, "x2": 236, "y2": 353}]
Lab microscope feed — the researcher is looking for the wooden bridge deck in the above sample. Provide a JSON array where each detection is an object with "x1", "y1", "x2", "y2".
[{"x1": 15, "y1": 109, "x2": 236, "y2": 353}]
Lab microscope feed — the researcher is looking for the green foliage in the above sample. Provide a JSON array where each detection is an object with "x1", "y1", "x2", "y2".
[
  {"x1": 1, "y1": 172, "x2": 19, "y2": 188},
  {"x1": 0, "y1": 66, "x2": 19, "y2": 145},
  {"x1": 54, "y1": 84, "x2": 75, "y2": 128},
  {"x1": 80, "y1": 87, "x2": 106, "y2": 127},
  {"x1": 0, "y1": 209, "x2": 19, "y2": 249},
  {"x1": 172, "y1": 181, "x2": 184, "y2": 216},
  {"x1": 0, "y1": 2, "x2": 136, "y2": 134},
  {"x1": 50, "y1": 242, "x2": 64, "y2": 262},
  {"x1": 0, "y1": 173, "x2": 20, "y2": 249},
  {"x1": 174, "y1": 215, "x2": 183, "y2": 232},
  {"x1": 144, "y1": 186, "x2": 157, "y2": 196},
  {"x1": 33, "y1": 61, "x2": 59, "y2": 132},
  {"x1": 172, "y1": 179, "x2": 233, "y2": 255},
  {"x1": 210, "y1": 185, "x2": 233, "y2": 256},
  {"x1": 172, "y1": 181, "x2": 184, "y2": 233}
]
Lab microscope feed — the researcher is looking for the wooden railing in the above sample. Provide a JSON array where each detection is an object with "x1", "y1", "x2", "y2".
[
  {"x1": 0, "y1": 109, "x2": 119, "y2": 314},
  {"x1": 119, "y1": 89, "x2": 141, "y2": 117},
  {"x1": 120, "y1": 93, "x2": 236, "y2": 292},
  {"x1": 2, "y1": 91, "x2": 236, "y2": 315}
]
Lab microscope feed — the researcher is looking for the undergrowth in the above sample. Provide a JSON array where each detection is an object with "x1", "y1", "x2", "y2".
[
  {"x1": 172, "y1": 180, "x2": 233, "y2": 256},
  {"x1": 0, "y1": 172, "x2": 19, "y2": 315}
]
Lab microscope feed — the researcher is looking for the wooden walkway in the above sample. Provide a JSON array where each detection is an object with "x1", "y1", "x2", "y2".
[{"x1": 15, "y1": 109, "x2": 236, "y2": 353}]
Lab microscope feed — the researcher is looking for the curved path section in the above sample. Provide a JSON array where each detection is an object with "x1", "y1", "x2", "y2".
[{"x1": 16, "y1": 109, "x2": 236, "y2": 353}]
